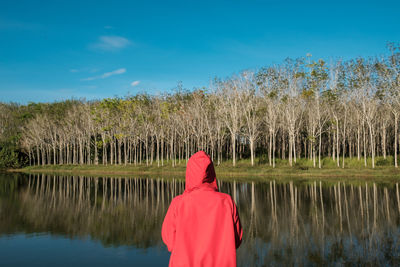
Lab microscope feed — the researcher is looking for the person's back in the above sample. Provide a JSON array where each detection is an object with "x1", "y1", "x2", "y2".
[{"x1": 162, "y1": 151, "x2": 243, "y2": 267}]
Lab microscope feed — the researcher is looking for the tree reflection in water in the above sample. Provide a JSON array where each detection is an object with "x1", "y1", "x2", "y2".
[{"x1": 0, "y1": 173, "x2": 399, "y2": 266}]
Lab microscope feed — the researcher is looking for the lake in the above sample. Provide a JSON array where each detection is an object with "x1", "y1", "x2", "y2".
[{"x1": 0, "y1": 172, "x2": 399, "y2": 266}]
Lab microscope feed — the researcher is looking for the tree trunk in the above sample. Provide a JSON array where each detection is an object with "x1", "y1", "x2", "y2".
[
  {"x1": 369, "y1": 124, "x2": 375, "y2": 169},
  {"x1": 118, "y1": 139, "x2": 122, "y2": 165},
  {"x1": 156, "y1": 136, "x2": 160, "y2": 167},
  {"x1": 161, "y1": 137, "x2": 164, "y2": 166},
  {"x1": 272, "y1": 133, "x2": 276, "y2": 168},
  {"x1": 79, "y1": 139, "x2": 84, "y2": 165},
  {"x1": 232, "y1": 133, "x2": 236, "y2": 167},
  {"x1": 110, "y1": 139, "x2": 114, "y2": 165},
  {"x1": 318, "y1": 132, "x2": 322, "y2": 169},
  {"x1": 395, "y1": 113, "x2": 398, "y2": 168},
  {"x1": 268, "y1": 132, "x2": 272, "y2": 166},
  {"x1": 94, "y1": 135, "x2": 98, "y2": 165},
  {"x1": 336, "y1": 118, "x2": 340, "y2": 167},
  {"x1": 36, "y1": 145, "x2": 40, "y2": 166},
  {"x1": 250, "y1": 137, "x2": 255, "y2": 166},
  {"x1": 382, "y1": 124, "x2": 386, "y2": 159},
  {"x1": 357, "y1": 125, "x2": 360, "y2": 160},
  {"x1": 124, "y1": 137, "x2": 128, "y2": 166},
  {"x1": 289, "y1": 133, "x2": 293, "y2": 167},
  {"x1": 363, "y1": 122, "x2": 367, "y2": 167}
]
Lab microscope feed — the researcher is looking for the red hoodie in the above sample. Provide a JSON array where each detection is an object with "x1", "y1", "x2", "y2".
[{"x1": 162, "y1": 151, "x2": 243, "y2": 267}]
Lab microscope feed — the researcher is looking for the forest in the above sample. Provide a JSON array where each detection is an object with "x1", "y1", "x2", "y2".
[{"x1": 1, "y1": 44, "x2": 399, "y2": 169}]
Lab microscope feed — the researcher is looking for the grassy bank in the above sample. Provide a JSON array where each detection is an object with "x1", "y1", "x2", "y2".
[{"x1": 9, "y1": 156, "x2": 400, "y2": 183}]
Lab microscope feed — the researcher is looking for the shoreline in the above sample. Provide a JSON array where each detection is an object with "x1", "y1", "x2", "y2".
[{"x1": 7, "y1": 164, "x2": 400, "y2": 183}]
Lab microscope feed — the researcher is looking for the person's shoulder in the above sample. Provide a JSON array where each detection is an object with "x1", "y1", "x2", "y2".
[
  {"x1": 215, "y1": 191, "x2": 235, "y2": 206},
  {"x1": 215, "y1": 191, "x2": 233, "y2": 200},
  {"x1": 172, "y1": 194, "x2": 184, "y2": 203}
]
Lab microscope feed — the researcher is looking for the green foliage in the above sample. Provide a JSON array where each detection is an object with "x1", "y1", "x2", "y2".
[
  {"x1": 293, "y1": 158, "x2": 318, "y2": 170},
  {"x1": 376, "y1": 156, "x2": 393, "y2": 166},
  {"x1": 96, "y1": 140, "x2": 103, "y2": 149},
  {"x1": 321, "y1": 157, "x2": 337, "y2": 168},
  {"x1": 0, "y1": 142, "x2": 27, "y2": 168},
  {"x1": 293, "y1": 162, "x2": 309, "y2": 170}
]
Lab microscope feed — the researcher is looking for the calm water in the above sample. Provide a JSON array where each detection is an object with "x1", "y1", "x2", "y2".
[{"x1": 0, "y1": 173, "x2": 399, "y2": 266}]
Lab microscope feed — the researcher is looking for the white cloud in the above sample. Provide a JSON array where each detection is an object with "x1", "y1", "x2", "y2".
[
  {"x1": 81, "y1": 68, "x2": 126, "y2": 81},
  {"x1": 130, "y1": 80, "x2": 140, "y2": 87},
  {"x1": 0, "y1": 19, "x2": 41, "y2": 31},
  {"x1": 81, "y1": 77, "x2": 96, "y2": 81},
  {"x1": 70, "y1": 68, "x2": 99, "y2": 73},
  {"x1": 91, "y1": 35, "x2": 131, "y2": 51},
  {"x1": 102, "y1": 68, "x2": 126, "y2": 78}
]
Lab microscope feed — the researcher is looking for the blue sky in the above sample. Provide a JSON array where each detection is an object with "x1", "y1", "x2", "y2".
[{"x1": 1, "y1": 0, "x2": 399, "y2": 103}]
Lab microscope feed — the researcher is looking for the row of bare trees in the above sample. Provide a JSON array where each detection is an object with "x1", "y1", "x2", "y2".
[{"x1": 8, "y1": 45, "x2": 400, "y2": 168}]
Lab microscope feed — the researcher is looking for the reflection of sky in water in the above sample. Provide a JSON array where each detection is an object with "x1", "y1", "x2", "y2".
[
  {"x1": 0, "y1": 173, "x2": 399, "y2": 266},
  {"x1": 0, "y1": 234, "x2": 169, "y2": 266}
]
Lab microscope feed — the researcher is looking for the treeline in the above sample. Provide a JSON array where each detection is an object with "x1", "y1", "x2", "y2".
[{"x1": 1, "y1": 44, "x2": 400, "y2": 169}]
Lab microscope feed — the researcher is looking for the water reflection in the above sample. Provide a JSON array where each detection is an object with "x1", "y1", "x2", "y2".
[
  {"x1": 236, "y1": 181, "x2": 400, "y2": 266},
  {"x1": 0, "y1": 173, "x2": 399, "y2": 266}
]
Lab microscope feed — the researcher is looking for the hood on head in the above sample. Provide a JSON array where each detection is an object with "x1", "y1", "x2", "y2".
[{"x1": 185, "y1": 151, "x2": 218, "y2": 191}]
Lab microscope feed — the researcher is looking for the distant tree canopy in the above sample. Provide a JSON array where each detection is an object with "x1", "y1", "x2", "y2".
[{"x1": 1, "y1": 44, "x2": 400, "y2": 169}]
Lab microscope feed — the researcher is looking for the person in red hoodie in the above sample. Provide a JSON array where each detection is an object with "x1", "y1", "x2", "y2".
[{"x1": 162, "y1": 151, "x2": 243, "y2": 267}]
